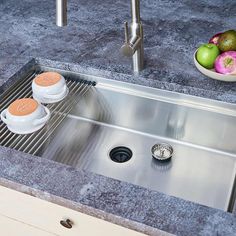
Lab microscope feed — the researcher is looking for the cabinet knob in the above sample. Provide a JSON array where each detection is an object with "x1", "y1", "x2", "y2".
[{"x1": 60, "y1": 219, "x2": 73, "y2": 229}]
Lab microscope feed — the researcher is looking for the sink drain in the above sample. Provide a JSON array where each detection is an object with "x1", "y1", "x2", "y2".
[
  {"x1": 109, "y1": 146, "x2": 132, "y2": 163},
  {"x1": 151, "y1": 143, "x2": 173, "y2": 162}
]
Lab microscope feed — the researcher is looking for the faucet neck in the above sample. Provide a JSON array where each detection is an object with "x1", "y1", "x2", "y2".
[
  {"x1": 56, "y1": 0, "x2": 67, "y2": 27},
  {"x1": 131, "y1": 0, "x2": 140, "y2": 23}
]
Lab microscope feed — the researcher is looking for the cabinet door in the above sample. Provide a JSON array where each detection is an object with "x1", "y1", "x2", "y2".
[
  {"x1": 0, "y1": 186, "x2": 147, "y2": 236},
  {"x1": 0, "y1": 214, "x2": 56, "y2": 236}
]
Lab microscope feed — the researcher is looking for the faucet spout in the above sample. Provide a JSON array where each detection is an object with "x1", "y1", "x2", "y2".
[{"x1": 56, "y1": 0, "x2": 67, "y2": 27}]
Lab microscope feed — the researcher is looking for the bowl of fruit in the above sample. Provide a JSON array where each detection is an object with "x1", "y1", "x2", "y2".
[{"x1": 194, "y1": 30, "x2": 236, "y2": 82}]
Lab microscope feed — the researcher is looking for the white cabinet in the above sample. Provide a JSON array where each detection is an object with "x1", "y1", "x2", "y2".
[
  {"x1": 0, "y1": 185, "x2": 146, "y2": 236},
  {"x1": 0, "y1": 214, "x2": 56, "y2": 236}
]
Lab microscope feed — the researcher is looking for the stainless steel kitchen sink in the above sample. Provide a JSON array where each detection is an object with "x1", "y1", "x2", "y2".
[{"x1": 1, "y1": 65, "x2": 236, "y2": 212}]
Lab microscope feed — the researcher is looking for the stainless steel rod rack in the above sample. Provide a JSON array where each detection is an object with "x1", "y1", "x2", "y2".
[{"x1": 0, "y1": 70, "x2": 96, "y2": 156}]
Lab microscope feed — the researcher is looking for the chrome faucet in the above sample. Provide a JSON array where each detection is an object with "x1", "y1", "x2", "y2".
[
  {"x1": 120, "y1": 0, "x2": 144, "y2": 73},
  {"x1": 56, "y1": 0, "x2": 67, "y2": 27},
  {"x1": 56, "y1": 0, "x2": 144, "y2": 73}
]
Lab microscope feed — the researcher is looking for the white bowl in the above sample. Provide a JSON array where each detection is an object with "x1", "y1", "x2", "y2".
[
  {"x1": 33, "y1": 87, "x2": 69, "y2": 104},
  {"x1": 32, "y1": 72, "x2": 69, "y2": 103},
  {"x1": 0, "y1": 99, "x2": 50, "y2": 134},
  {"x1": 194, "y1": 51, "x2": 236, "y2": 82}
]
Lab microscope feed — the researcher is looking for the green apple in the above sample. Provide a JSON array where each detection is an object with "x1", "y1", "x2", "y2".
[{"x1": 196, "y1": 43, "x2": 220, "y2": 69}]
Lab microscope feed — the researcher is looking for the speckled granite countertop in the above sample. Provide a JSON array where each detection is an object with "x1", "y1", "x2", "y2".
[{"x1": 1, "y1": 0, "x2": 236, "y2": 235}]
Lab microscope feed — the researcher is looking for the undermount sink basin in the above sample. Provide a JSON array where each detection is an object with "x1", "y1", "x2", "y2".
[{"x1": 1, "y1": 65, "x2": 236, "y2": 212}]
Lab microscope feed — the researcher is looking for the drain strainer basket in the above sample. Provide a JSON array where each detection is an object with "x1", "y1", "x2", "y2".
[{"x1": 151, "y1": 143, "x2": 173, "y2": 161}]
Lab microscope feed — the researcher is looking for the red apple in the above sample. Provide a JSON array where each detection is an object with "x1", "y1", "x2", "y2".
[{"x1": 209, "y1": 33, "x2": 222, "y2": 45}]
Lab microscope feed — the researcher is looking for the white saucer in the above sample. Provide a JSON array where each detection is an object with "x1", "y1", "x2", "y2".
[
  {"x1": 7, "y1": 123, "x2": 46, "y2": 135},
  {"x1": 33, "y1": 87, "x2": 69, "y2": 104},
  {"x1": 194, "y1": 51, "x2": 236, "y2": 82}
]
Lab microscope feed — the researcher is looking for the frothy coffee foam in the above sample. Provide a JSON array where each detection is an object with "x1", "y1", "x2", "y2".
[
  {"x1": 8, "y1": 98, "x2": 38, "y2": 116},
  {"x1": 34, "y1": 72, "x2": 61, "y2": 87}
]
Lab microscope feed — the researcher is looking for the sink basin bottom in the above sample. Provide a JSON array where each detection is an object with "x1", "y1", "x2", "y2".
[{"x1": 41, "y1": 114, "x2": 236, "y2": 212}]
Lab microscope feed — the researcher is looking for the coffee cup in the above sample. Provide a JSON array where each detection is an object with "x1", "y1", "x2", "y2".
[
  {"x1": 32, "y1": 72, "x2": 69, "y2": 104},
  {"x1": 1, "y1": 98, "x2": 50, "y2": 134}
]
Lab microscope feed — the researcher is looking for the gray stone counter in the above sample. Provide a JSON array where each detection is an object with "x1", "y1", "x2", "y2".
[{"x1": 1, "y1": 0, "x2": 236, "y2": 102}]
